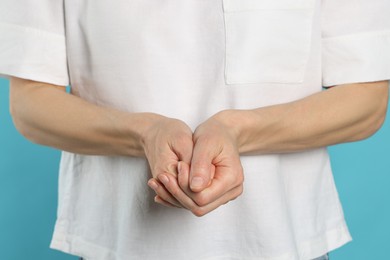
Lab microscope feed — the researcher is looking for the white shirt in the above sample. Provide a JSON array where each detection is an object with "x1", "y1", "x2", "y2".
[{"x1": 1, "y1": 1, "x2": 390, "y2": 259}]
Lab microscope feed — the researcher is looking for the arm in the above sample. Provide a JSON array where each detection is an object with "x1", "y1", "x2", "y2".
[
  {"x1": 10, "y1": 77, "x2": 193, "y2": 207},
  {"x1": 154, "y1": 81, "x2": 389, "y2": 216},
  {"x1": 226, "y1": 81, "x2": 389, "y2": 154},
  {"x1": 10, "y1": 77, "x2": 151, "y2": 156}
]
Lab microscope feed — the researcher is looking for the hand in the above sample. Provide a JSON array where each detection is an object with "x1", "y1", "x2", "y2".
[
  {"x1": 142, "y1": 116, "x2": 193, "y2": 208},
  {"x1": 153, "y1": 111, "x2": 245, "y2": 216},
  {"x1": 188, "y1": 112, "x2": 244, "y2": 211}
]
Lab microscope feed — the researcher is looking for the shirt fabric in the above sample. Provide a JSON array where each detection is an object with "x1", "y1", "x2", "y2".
[{"x1": 1, "y1": 1, "x2": 390, "y2": 259}]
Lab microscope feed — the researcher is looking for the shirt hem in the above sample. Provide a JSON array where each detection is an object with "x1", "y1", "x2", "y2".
[{"x1": 50, "y1": 222, "x2": 351, "y2": 260}]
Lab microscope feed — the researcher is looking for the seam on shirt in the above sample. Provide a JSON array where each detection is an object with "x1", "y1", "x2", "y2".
[
  {"x1": 223, "y1": 8, "x2": 314, "y2": 14},
  {"x1": 322, "y1": 29, "x2": 390, "y2": 42},
  {"x1": 0, "y1": 22, "x2": 65, "y2": 39}
]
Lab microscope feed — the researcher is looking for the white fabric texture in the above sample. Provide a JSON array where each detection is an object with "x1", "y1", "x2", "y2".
[
  {"x1": 321, "y1": 0, "x2": 390, "y2": 87},
  {"x1": 0, "y1": 1, "x2": 68, "y2": 85},
  {"x1": 1, "y1": 0, "x2": 390, "y2": 259}
]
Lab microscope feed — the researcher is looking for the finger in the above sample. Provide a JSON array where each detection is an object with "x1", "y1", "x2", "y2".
[
  {"x1": 180, "y1": 163, "x2": 240, "y2": 207},
  {"x1": 189, "y1": 140, "x2": 216, "y2": 192},
  {"x1": 178, "y1": 161, "x2": 196, "y2": 197},
  {"x1": 178, "y1": 161, "x2": 214, "y2": 197},
  {"x1": 160, "y1": 173, "x2": 200, "y2": 211},
  {"x1": 178, "y1": 161, "x2": 218, "y2": 206},
  {"x1": 190, "y1": 185, "x2": 244, "y2": 217},
  {"x1": 169, "y1": 168, "x2": 244, "y2": 216},
  {"x1": 193, "y1": 166, "x2": 243, "y2": 206},
  {"x1": 147, "y1": 178, "x2": 182, "y2": 208},
  {"x1": 154, "y1": 196, "x2": 180, "y2": 208}
]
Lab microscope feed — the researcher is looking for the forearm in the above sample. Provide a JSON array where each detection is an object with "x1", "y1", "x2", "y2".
[
  {"x1": 9, "y1": 77, "x2": 161, "y2": 156},
  {"x1": 217, "y1": 81, "x2": 389, "y2": 154}
]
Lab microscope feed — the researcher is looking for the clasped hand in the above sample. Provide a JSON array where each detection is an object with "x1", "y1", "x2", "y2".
[{"x1": 143, "y1": 111, "x2": 244, "y2": 217}]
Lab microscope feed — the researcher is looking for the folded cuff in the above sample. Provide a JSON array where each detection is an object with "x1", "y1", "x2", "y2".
[
  {"x1": 322, "y1": 30, "x2": 390, "y2": 87},
  {"x1": 0, "y1": 23, "x2": 69, "y2": 86}
]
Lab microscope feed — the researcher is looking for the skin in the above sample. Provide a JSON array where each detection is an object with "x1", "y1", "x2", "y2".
[
  {"x1": 9, "y1": 77, "x2": 193, "y2": 189},
  {"x1": 9, "y1": 77, "x2": 389, "y2": 216}
]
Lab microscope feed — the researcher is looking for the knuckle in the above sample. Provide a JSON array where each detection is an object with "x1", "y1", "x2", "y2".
[
  {"x1": 193, "y1": 194, "x2": 210, "y2": 207},
  {"x1": 223, "y1": 173, "x2": 238, "y2": 188},
  {"x1": 226, "y1": 173, "x2": 236, "y2": 185},
  {"x1": 236, "y1": 185, "x2": 244, "y2": 197},
  {"x1": 234, "y1": 167, "x2": 244, "y2": 185},
  {"x1": 192, "y1": 208, "x2": 207, "y2": 217},
  {"x1": 223, "y1": 198, "x2": 233, "y2": 206},
  {"x1": 236, "y1": 173, "x2": 244, "y2": 185},
  {"x1": 232, "y1": 186, "x2": 244, "y2": 200},
  {"x1": 166, "y1": 162, "x2": 178, "y2": 176},
  {"x1": 238, "y1": 185, "x2": 244, "y2": 195},
  {"x1": 168, "y1": 186, "x2": 180, "y2": 197}
]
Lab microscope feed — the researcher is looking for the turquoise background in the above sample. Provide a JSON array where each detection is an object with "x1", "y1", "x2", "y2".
[{"x1": 0, "y1": 77, "x2": 389, "y2": 259}]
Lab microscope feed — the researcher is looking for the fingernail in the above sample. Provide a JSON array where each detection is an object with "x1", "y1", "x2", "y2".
[
  {"x1": 148, "y1": 181, "x2": 158, "y2": 190},
  {"x1": 191, "y1": 177, "x2": 204, "y2": 189},
  {"x1": 159, "y1": 175, "x2": 169, "y2": 185}
]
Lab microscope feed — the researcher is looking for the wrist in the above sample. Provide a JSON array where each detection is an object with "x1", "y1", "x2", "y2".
[
  {"x1": 212, "y1": 108, "x2": 280, "y2": 155},
  {"x1": 122, "y1": 112, "x2": 166, "y2": 157},
  {"x1": 211, "y1": 110, "x2": 253, "y2": 151}
]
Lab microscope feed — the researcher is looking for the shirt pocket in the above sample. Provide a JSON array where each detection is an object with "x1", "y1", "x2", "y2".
[{"x1": 222, "y1": 0, "x2": 315, "y2": 84}]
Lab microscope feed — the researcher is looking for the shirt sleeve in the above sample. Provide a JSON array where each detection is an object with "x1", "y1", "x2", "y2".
[
  {"x1": 0, "y1": 0, "x2": 69, "y2": 86},
  {"x1": 321, "y1": 0, "x2": 390, "y2": 87}
]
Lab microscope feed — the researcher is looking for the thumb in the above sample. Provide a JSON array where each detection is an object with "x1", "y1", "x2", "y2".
[{"x1": 189, "y1": 142, "x2": 215, "y2": 192}]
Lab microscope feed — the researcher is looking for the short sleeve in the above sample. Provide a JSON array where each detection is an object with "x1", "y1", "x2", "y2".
[
  {"x1": 0, "y1": 1, "x2": 69, "y2": 86},
  {"x1": 321, "y1": 0, "x2": 390, "y2": 87}
]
